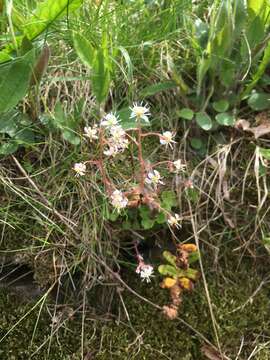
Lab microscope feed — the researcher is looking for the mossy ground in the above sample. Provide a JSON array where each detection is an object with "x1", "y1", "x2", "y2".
[{"x1": 1, "y1": 242, "x2": 270, "y2": 360}]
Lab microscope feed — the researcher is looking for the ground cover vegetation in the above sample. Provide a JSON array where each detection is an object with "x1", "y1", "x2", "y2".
[{"x1": 0, "y1": 0, "x2": 270, "y2": 358}]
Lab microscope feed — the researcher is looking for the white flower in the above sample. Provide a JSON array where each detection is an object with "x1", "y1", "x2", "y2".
[
  {"x1": 101, "y1": 113, "x2": 119, "y2": 128},
  {"x1": 145, "y1": 170, "x2": 164, "y2": 188},
  {"x1": 167, "y1": 214, "x2": 182, "y2": 229},
  {"x1": 110, "y1": 125, "x2": 126, "y2": 141},
  {"x1": 130, "y1": 102, "x2": 150, "y2": 123},
  {"x1": 110, "y1": 190, "x2": 128, "y2": 212},
  {"x1": 173, "y1": 159, "x2": 186, "y2": 173},
  {"x1": 160, "y1": 131, "x2": 176, "y2": 149},
  {"x1": 73, "y1": 162, "x2": 86, "y2": 176},
  {"x1": 84, "y1": 125, "x2": 98, "y2": 142},
  {"x1": 104, "y1": 125, "x2": 129, "y2": 156},
  {"x1": 139, "y1": 265, "x2": 154, "y2": 283}
]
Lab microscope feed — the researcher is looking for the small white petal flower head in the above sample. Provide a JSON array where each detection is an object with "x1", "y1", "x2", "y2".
[
  {"x1": 84, "y1": 125, "x2": 98, "y2": 142},
  {"x1": 110, "y1": 125, "x2": 126, "y2": 141},
  {"x1": 160, "y1": 131, "x2": 176, "y2": 149},
  {"x1": 167, "y1": 214, "x2": 182, "y2": 229},
  {"x1": 101, "y1": 113, "x2": 120, "y2": 128},
  {"x1": 145, "y1": 170, "x2": 164, "y2": 188},
  {"x1": 73, "y1": 162, "x2": 86, "y2": 176},
  {"x1": 110, "y1": 190, "x2": 128, "y2": 212},
  {"x1": 104, "y1": 125, "x2": 129, "y2": 156},
  {"x1": 139, "y1": 265, "x2": 154, "y2": 283},
  {"x1": 173, "y1": 159, "x2": 186, "y2": 173},
  {"x1": 104, "y1": 146, "x2": 119, "y2": 157},
  {"x1": 130, "y1": 102, "x2": 150, "y2": 123}
]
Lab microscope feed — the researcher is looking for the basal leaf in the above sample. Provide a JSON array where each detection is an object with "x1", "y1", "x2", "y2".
[
  {"x1": 212, "y1": 99, "x2": 229, "y2": 112},
  {"x1": 178, "y1": 108, "x2": 194, "y2": 120},
  {"x1": 215, "y1": 112, "x2": 235, "y2": 126},
  {"x1": 0, "y1": 50, "x2": 35, "y2": 113},
  {"x1": 248, "y1": 92, "x2": 270, "y2": 110},
  {"x1": 195, "y1": 112, "x2": 213, "y2": 130}
]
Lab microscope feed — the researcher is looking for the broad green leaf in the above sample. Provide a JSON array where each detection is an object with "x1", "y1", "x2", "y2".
[
  {"x1": 92, "y1": 49, "x2": 111, "y2": 104},
  {"x1": 73, "y1": 32, "x2": 96, "y2": 70},
  {"x1": 0, "y1": 0, "x2": 82, "y2": 63},
  {"x1": 212, "y1": 99, "x2": 229, "y2": 112},
  {"x1": 140, "y1": 81, "x2": 176, "y2": 98},
  {"x1": 195, "y1": 112, "x2": 213, "y2": 130},
  {"x1": 0, "y1": 50, "x2": 35, "y2": 113},
  {"x1": 215, "y1": 112, "x2": 235, "y2": 126},
  {"x1": 23, "y1": 0, "x2": 82, "y2": 40},
  {"x1": 178, "y1": 108, "x2": 194, "y2": 120},
  {"x1": 248, "y1": 92, "x2": 270, "y2": 110}
]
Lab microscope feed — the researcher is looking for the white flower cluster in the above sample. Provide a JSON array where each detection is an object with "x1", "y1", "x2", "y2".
[
  {"x1": 103, "y1": 117, "x2": 129, "y2": 157},
  {"x1": 110, "y1": 190, "x2": 128, "y2": 212},
  {"x1": 136, "y1": 255, "x2": 154, "y2": 283}
]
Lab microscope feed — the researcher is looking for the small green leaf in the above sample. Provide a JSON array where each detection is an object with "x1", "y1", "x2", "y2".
[
  {"x1": 195, "y1": 112, "x2": 213, "y2": 131},
  {"x1": 161, "y1": 190, "x2": 177, "y2": 210},
  {"x1": 162, "y1": 251, "x2": 177, "y2": 267},
  {"x1": 0, "y1": 141, "x2": 18, "y2": 155},
  {"x1": 141, "y1": 218, "x2": 155, "y2": 229},
  {"x1": 158, "y1": 265, "x2": 178, "y2": 277},
  {"x1": 188, "y1": 251, "x2": 200, "y2": 264},
  {"x1": 178, "y1": 108, "x2": 194, "y2": 120},
  {"x1": 62, "y1": 130, "x2": 80, "y2": 145},
  {"x1": 215, "y1": 112, "x2": 235, "y2": 126},
  {"x1": 190, "y1": 138, "x2": 203, "y2": 150},
  {"x1": 260, "y1": 148, "x2": 270, "y2": 160},
  {"x1": 15, "y1": 128, "x2": 36, "y2": 144},
  {"x1": 155, "y1": 212, "x2": 166, "y2": 224},
  {"x1": 185, "y1": 188, "x2": 199, "y2": 203},
  {"x1": 248, "y1": 92, "x2": 270, "y2": 111},
  {"x1": 0, "y1": 111, "x2": 18, "y2": 136},
  {"x1": 212, "y1": 99, "x2": 229, "y2": 112}
]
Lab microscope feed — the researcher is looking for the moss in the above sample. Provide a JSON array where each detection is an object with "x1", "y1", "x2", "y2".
[{"x1": 1, "y1": 249, "x2": 270, "y2": 359}]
